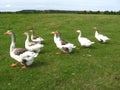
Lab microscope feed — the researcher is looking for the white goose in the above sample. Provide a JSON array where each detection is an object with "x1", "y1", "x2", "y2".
[
  {"x1": 29, "y1": 30, "x2": 44, "y2": 43},
  {"x1": 94, "y1": 27, "x2": 110, "y2": 43},
  {"x1": 4, "y1": 30, "x2": 37, "y2": 69},
  {"x1": 51, "y1": 31, "x2": 60, "y2": 48},
  {"x1": 24, "y1": 31, "x2": 44, "y2": 56},
  {"x1": 76, "y1": 30, "x2": 94, "y2": 47},
  {"x1": 52, "y1": 31, "x2": 76, "y2": 54}
]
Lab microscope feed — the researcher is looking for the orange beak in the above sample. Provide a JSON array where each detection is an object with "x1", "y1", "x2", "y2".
[
  {"x1": 4, "y1": 31, "x2": 9, "y2": 35},
  {"x1": 51, "y1": 32, "x2": 55, "y2": 34}
]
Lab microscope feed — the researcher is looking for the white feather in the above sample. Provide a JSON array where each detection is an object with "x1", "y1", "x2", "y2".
[
  {"x1": 95, "y1": 30, "x2": 110, "y2": 43},
  {"x1": 5, "y1": 30, "x2": 36, "y2": 67},
  {"x1": 24, "y1": 32, "x2": 44, "y2": 55},
  {"x1": 77, "y1": 30, "x2": 94, "y2": 47},
  {"x1": 52, "y1": 31, "x2": 76, "y2": 53}
]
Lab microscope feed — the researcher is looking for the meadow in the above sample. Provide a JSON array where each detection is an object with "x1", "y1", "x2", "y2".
[{"x1": 0, "y1": 14, "x2": 120, "y2": 90}]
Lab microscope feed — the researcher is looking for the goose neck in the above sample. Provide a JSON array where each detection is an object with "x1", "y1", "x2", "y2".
[
  {"x1": 78, "y1": 31, "x2": 81, "y2": 37},
  {"x1": 25, "y1": 33, "x2": 30, "y2": 43},
  {"x1": 10, "y1": 32, "x2": 16, "y2": 52},
  {"x1": 95, "y1": 30, "x2": 99, "y2": 35}
]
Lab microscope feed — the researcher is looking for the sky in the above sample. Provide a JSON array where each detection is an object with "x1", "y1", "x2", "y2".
[{"x1": 0, "y1": 0, "x2": 120, "y2": 12}]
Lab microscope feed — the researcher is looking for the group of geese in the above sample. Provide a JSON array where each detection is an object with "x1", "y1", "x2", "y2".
[
  {"x1": 4, "y1": 30, "x2": 44, "y2": 69},
  {"x1": 51, "y1": 27, "x2": 110, "y2": 54},
  {"x1": 4, "y1": 27, "x2": 110, "y2": 69}
]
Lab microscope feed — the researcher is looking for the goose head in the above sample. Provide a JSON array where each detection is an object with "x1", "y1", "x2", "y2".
[
  {"x1": 93, "y1": 27, "x2": 98, "y2": 31},
  {"x1": 4, "y1": 30, "x2": 12, "y2": 35},
  {"x1": 29, "y1": 30, "x2": 34, "y2": 36},
  {"x1": 51, "y1": 31, "x2": 61, "y2": 38},
  {"x1": 29, "y1": 29, "x2": 33, "y2": 32},
  {"x1": 4, "y1": 30, "x2": 16, "y2": 42},
  {"x1": 24, "y1": 31, "x2": 29, "y2": 36},
  {"x1": 76, "y1": 30, "x2": 81, "y2": 33},
  {"x1": 76, "y1": 30, "x2": 82, "y2": 37},
  {"x1": 51, "y1": 31, "x2": 59, "y2": 34},
  {"x1": 29, "y1": 30, "x2": 34, "y2": 33}
]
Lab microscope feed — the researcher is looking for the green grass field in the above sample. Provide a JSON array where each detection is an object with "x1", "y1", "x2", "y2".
[{"x1": 0, "y1": 14, "x2": 120, "y2": 90}]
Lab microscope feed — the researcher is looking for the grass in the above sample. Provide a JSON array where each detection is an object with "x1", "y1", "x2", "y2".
[{"x1": 0, "y1": 14, "x2": 120, "y2": 90}]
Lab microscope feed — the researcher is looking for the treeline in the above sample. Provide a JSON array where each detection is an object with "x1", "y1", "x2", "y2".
[{"x1": 0, "y1": 10, "x2": 120, "y2": 15}]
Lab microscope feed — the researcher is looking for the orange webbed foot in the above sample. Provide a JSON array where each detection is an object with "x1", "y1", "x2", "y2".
[
  {"x1": 11, "y1": 62, "x2": 19, "y2": 67},
  {"x1": 11, "y1": 64, "x2": 18, "y2": 67},
  {"x1": 22, "y1": 65, "x2": 27, "y2": 69}
]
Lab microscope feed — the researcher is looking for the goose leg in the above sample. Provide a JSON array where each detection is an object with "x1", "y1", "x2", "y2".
[
  {"x1": 22, "y1": 65, "x2": 27, "y2": 69},
  {"x1": 22, "y1": 59, "x2": 28, "y2": 69},
  {"x1": 65, "y1": 49, "x2": 70, "y2": 55}
]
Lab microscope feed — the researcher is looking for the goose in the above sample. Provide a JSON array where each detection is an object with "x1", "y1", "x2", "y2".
[
  {"x1": 51, "y1": 31, "x2": 61, "y2": 48},
  {"x1": 29, "y1": 30, "x2": 44, "y2": 43},
  {"x1": 51, "y1": 31, "x2": 76, "y2": 54},
  {"x1": 24, "y1": 31, "x2": 44, "y2": 56},
  {"x1": 76, "y1": 30, "x2": 94, "y2": 47},
  {"x1": 94, "y1": 27, "x2": 110, "y2": 43},
  {"x1": 4, "y1": 30, "x2": 37, "y2": 69}
]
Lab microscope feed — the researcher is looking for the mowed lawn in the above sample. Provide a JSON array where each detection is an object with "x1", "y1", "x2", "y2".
[{"x1": 0, "y1": 14, "x2": 120, "y2": 90}]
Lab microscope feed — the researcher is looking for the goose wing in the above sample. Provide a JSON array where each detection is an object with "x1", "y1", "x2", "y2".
[
  {"x1": 33, "y1": 36, "x2": 39, "y2": 39},
  {"x1": 32, "y1": 36, "x2": 44, "y2": 42},
  {"x1": 13, "y1": 48, "x2": 27, "y2": 55},
  {"x1": 28, "y1": 42, "x2": 37, "y2": 46},
  {"x1": 60, "y1": 39, "x2": 68, "y2": 45}
]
